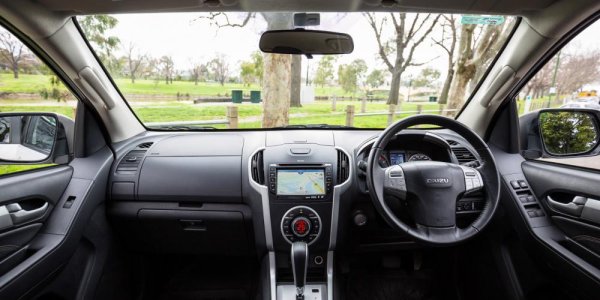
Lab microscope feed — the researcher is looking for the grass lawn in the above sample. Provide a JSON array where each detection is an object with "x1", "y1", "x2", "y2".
[
  {"x1": 0, "y1": 105, "x2": 75, "y2": 118},
  {"x1": 0, "y1": 73, "x2": 367, "y2": 98},
  {"x1": 0, "y1": 73, "x2": 65, "y2": 93},
  {"x1": 0, "y1": 100, "x2": 443, "y2": 125},
  {"x1": 0, "y1": 164, "x2": 55, "y2": 176}
]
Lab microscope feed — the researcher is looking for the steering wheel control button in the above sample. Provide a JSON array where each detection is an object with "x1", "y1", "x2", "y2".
[
  {"x1": 281, "y1": 206, "x2": 322, "y2": 244},
  {"x1": 383, "y1": 165, "x2": 407, "y2": 195},
  {"x1": 460, "y1": 166, "x2": 483, "y2": 193}
]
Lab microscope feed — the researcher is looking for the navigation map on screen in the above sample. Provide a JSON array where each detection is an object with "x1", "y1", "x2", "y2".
[{"x1": 277, "y1": 169, "x2": 325, "y2": 195}]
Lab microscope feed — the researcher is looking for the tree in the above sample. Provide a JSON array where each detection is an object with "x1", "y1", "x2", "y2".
[
  {"x1": 432, "y1": 15, "x2": 458, "y2": 104},
  {"x1": 365, "y1": 13, "x2": 440, "y2": 105},
  {"x1": 443, "y1": 20, "x2": 514, "y2": 116},
  {"x1": 197, "y1": 12, "x2": 301, "y2": 126},
  {"x1": 190, "y1": 61, "x2": 209, "y2": 85},
  {"x1": 555, "y1": 49, "x2": 600, "y2": 95},
  {"x1": 124, "y1": 42, "x2": 147, "y2": 83},
  {"x1": 210, "y1": 54, "x2": 229, "y2": 86},
  {"x1": 337, "y1": 59, "x2": 367, "y2": 95},
  {"x1": 366, "y1": 69, "x2": 385, "y2": 89},
  {"x1": 540, "y1": 112, "x2": 598, "y2": 154},
  {"x1": 240, "y1": 61, "x2": 256, "y2": 86},
  {"x1": 314, "y1": 56, "x2": 337, "y2": 87},
  {"x1": 239, "y1": 51, "x2": 263, "y2": 86},
  {"x1": 251, "y1": 51, "x2": 264, "y2": 80},
  {"x1": 412, "y1": 67, "x2": 441, "y2": 88},
  {"x1": 79, "y1": 15, "x2": 120, "y2": 73},
  {"x1": 0, "y1": 28, "x2": 26, "y2": 78},
  {"x1": 159, "y1": 55, "x2": 175, "y2": 84}
]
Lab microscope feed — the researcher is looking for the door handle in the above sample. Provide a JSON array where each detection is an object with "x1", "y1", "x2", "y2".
[
  {"x1": 547, "y1": 196, "x2": 587, "y2": 217},
  {"x1": 6, "y1": 202, "x2": 48, "y2": 225}
]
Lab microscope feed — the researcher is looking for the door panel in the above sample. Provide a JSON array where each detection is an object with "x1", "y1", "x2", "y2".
[
  {"x1": 522, "y1": 160, "x2": 600, "y2": 298},
  {"x1": 0, "y1": 146, "x2": 113, "y2": 299},
  {"x1": 0, "y1": 166, "x2": 72, "y2": 273}
]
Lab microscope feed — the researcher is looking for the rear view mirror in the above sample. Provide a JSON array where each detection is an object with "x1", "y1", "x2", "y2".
[
  {"x1": 259, "y1": 29, "x2": 354, "y2": 56},
  {"x1": 538, "y1": 110, "x2": 599, "y2": 156},
  {"x1": 0, "y1": 113, "x2": 70, "y2": 163}
]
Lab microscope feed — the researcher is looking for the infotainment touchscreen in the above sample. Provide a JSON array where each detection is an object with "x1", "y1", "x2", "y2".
[{"x1": 276, "y1": 169, "x2": 325, "y2": 196}]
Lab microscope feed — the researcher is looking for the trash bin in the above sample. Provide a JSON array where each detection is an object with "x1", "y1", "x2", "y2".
[
  {"x1": 429, "y1": 96, "x2": 438, "y2": 102},
  {"x1": 250, "y1": 90, "x2": 261, "y2": 103},
  {"x1": 232, "y1": 90, "x2": 243, "y2": 103}
]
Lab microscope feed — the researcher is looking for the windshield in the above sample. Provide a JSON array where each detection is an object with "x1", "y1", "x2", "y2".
[{"x1": 78, "y1": 13, "x2": 516, "y2": 129}]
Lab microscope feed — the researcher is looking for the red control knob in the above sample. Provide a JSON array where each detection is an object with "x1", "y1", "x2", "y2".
[{"x1": 291, "y1": 217, "x2": 311, "y2": 237}]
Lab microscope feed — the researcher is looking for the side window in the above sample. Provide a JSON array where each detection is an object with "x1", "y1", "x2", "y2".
[
  {"x1": 0, "y1": 26, "x2": 75, "y2": 175},
  {"x1": 517, "y1": 21, "x2": 600, "y2": 116},
  {"x1": 518, "y1": 20, "x2": 600, "y2": 168}
]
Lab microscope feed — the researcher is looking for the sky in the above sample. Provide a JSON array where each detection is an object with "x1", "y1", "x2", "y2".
[
  {"x1": 105, "y1": 12, "x2": 460, "y2": 81},
  {"x1": 102, "y1": 12, "x2": 600, "y2": 86}
]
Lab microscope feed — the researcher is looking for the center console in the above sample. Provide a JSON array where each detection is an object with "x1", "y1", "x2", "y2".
[{"x1": 249, "y1": 131, "x2": 352, "y2": 300}]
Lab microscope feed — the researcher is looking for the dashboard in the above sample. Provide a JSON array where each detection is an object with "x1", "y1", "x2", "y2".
[{"x1": 107, "y1": 129, "x2": 481, "y2": 259}]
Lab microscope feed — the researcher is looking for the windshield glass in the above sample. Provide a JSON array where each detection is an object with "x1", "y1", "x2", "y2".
[{"x1": 78, "y1": 13, "x2": 516, "y2": 129}]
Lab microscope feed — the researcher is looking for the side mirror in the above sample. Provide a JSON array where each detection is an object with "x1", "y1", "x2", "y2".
[
  {"x1": 0, "y1": 113, "x2": 73, "y2": 164},
  {"x1": 520, "y1": 109, "x2": 600, "y2": 158}
]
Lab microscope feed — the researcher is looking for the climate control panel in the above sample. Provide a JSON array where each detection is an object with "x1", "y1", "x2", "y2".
[{"x1": 281, "y1": 206, "x2": 322, "y2": 244}]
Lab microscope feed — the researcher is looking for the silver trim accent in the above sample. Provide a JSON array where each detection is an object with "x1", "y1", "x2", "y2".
[
  {"x1": 269, "y1": 251, "x2": 276, "y2": 300},
  {"x1": 329, "y1": 146, "x2": 353, "y2": 250},
  {"x1": 248, "y1": 147, "x2": 273, "y2": 249},
  {"x1": 248, "y1": 148, "x2": 277, "y2": 300},
  {"x1": 327, "y1": 251, "x2": 334, "y2": 300},
  {"x1": 280, "y1": 206, "x2": 322, "y2": 245}
]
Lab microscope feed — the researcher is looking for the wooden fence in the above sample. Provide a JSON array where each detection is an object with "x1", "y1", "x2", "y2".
[
  {"x1": 145, "y1": 103, "x2": 456, "y2": 129},
  {"x1": 344, "y1": 104, "x2": 457, "y2": 127}
]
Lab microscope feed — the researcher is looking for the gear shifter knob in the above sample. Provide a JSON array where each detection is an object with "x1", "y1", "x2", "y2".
[{"x1": 291, "y1": 241, "x2": 308, "y2": 299}]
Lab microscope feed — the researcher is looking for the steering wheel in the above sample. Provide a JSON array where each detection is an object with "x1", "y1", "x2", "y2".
[{"x1": 366, "y1": 115, "x2": 500, "y2": 245}]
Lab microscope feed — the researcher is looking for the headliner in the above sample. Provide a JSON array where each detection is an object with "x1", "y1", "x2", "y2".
[{"x1": 37, "y1": 0, "x2": 558, "y2": 15}]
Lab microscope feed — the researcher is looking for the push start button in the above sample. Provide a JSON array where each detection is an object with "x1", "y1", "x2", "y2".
[{"x1": 292, "y1": 217, "x2": 311, "y2": 237}]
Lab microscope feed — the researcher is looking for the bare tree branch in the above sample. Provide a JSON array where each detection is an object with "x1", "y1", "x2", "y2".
[
  {"x1": 194, "y1": 12, "x2": 255, "y2": 31},
  {"x1": 364, "y1": 12, "x2": 394, "y2": 72},
  {"x1": 401, "y1": 14, "x2": 441, "y2": 71}
]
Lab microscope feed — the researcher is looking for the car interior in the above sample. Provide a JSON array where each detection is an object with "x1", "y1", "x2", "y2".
[{"x1": 1, "y1": 0, "x2": 600, "y2": 300}]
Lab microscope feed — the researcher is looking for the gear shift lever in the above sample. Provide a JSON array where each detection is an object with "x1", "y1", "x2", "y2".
[{"x1": 291, "y1": 241, "x2": 308, "y2": 300}]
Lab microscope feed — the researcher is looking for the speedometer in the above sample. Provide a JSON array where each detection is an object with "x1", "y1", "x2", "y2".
[{"x1": 408, "y1": 153, "x2": 431, "y2": 161}]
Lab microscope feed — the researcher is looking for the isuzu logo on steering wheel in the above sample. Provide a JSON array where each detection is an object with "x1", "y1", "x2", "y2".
[{"x1": 426, "y1": 178, "x2": 449, "y2": 184}]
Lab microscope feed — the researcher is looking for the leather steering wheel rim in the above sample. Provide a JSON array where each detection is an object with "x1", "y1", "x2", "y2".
[{"x1": 366, "y1": 114, "x2": 500, "y2": 245}]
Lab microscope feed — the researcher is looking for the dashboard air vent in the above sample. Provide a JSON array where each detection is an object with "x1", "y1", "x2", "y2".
[
  {"x1": 446, "y1": 140, "x2": 459, "y2": 146},
  {"x1": 137, "y1": 142, "x2": 153, "y2": 149},
  {"x1": 452, "y1": 147, "x2": 477, "y2": 165},
  {"x1": 337, "y1": 150, "x2": 350, "y2": 184},
  {"x1": 116, "y1": 150, "x2": 147, "y2": 173},
  {"x1": 251, "y1": 150, "x2": 265, "y2": 185}
]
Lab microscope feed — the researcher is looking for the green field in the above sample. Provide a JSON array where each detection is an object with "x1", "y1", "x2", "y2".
[
  {"x1": 0, "y1": 73, "x2": 380, "y2": 98},
  {"x1": 0, "y1": 165, "x2": 55, "y2": 176},
  {"x1": 0, "y1": 101, "x2": 442, "y2": 126}
]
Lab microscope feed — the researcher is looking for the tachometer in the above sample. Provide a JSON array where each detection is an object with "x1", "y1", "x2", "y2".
[{"x1": 408, "y1": 153, "x2": 431, "y2": 161}]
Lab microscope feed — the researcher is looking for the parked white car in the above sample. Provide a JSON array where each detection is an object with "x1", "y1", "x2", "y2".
[{"x1": 560, "y1": 101, "x2": 600, "y2": 110}]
